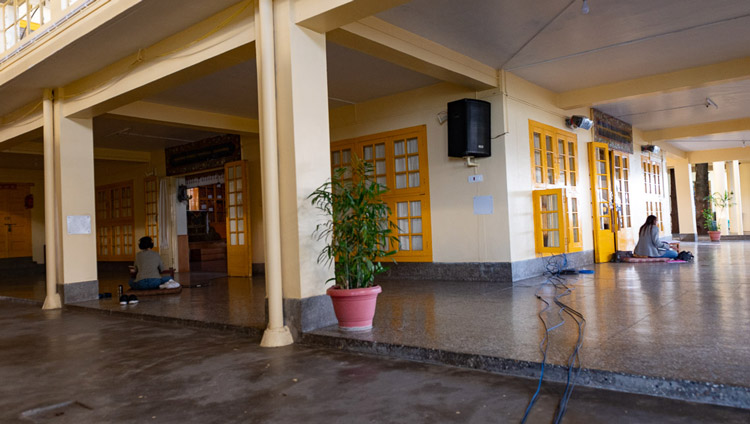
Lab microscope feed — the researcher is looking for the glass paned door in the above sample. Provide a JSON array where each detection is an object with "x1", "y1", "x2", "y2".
[
  {"x1": 588, "y1": 142, "x2": 616, "y2": 263},
  {"x1": 225, "y1": 160, "x2": 251, "y2": 276}
]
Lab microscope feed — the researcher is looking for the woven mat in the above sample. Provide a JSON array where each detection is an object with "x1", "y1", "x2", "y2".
[
  {"x1": 622, "y1": 257, "x2": 671, "y2": 263},
  {"x1": 125, "y1": 287, "x2": 182, "y2": 296}
]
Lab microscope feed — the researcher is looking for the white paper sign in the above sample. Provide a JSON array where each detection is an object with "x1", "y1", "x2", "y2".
[
  {"x1": 67, "y1": 215, "x2": 92, "y2": 234},
  {"x1": 473, "y1": 196, "x2": 493, "y2": 215}
]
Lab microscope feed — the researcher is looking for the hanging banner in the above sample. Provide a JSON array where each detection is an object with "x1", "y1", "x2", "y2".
[
  {"x1": 592, "y1": 108, "x2": 633, "y2": 154},
  {"x1": 165, "y1": 134, "x2": 241, "y2": 176}
]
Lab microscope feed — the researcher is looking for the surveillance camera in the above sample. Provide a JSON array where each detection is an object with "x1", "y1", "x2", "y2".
[{"x1": 565, "y1": 115, "x2": 593, "y2": 130}]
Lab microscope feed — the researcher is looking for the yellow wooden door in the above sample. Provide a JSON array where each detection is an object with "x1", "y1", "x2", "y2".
[
  {"x1": 225, "y1": 160, "x2": 251, "y2": 276},
  {"x1": 611, "y1": 151, "x2": 633, "y2": 251},
  {"x1": 588, "y1": 142, "x2": 616, "y2": 263},
  {"x1": 0, "y1": 185, "x2": 32, "y2": 258}
]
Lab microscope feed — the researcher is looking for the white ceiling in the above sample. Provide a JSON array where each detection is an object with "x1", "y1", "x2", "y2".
[{"x1": 4, "y1": 0, "x2": 750, "y2": 157}]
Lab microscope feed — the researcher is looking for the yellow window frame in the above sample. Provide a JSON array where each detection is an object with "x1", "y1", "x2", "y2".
[
  {"x1": 331, "y1": 125, "x2": 432, "y2": 262},
  {"x1": 529, "y1": 121, "x2": 579, "y2": 188},
  {"x1": 533, "y1": 188, "x2": 582, "y2": 254}
]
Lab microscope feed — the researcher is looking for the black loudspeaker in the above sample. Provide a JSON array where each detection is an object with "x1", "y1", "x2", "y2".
[{"x1": 448, "y1": 99, "x2": 491, "y2": 158}]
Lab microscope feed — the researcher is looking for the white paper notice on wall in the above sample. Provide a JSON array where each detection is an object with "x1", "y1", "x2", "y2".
[
  {"x1": 67, "y1": 215, "x2": 92, "y2": 235},
  {"x1": 473, "y1": 196, "x2": 493, "y2": 215}
]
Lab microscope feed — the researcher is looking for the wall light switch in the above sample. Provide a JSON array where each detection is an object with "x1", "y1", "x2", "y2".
[{"x1": 468, "y1": 174, "x2": 483, "y2": 183}]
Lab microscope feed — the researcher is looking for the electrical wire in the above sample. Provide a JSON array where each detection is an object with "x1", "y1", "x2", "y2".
[{"x1": 520, "y1": 253, "x2": 586, "y2": 424}]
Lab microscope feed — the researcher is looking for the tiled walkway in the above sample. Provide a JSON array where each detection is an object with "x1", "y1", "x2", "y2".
[{"x1": 2, "y1": 241, "x2": 749, "y2": 407}]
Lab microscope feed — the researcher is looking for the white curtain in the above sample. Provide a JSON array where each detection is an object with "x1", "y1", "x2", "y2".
[{"x1": 158, "y1": 178, "x2": 170, "y2": 249}]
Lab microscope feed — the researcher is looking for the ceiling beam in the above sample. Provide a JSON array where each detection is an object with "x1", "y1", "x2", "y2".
[
  {"x1": 2, "y1": 141, "x2": 151, "y2": 162},
  {"x1": 643, "y1": 117, "x2": 750, "y2": 142},
  {"x1": 557, "y1": 57, "x2": 750, "y2": 110},
  {"x1": 0, "y1": 108, "x2": 43, "y2": 146},
  {"x1": 328, "y1": 17, "x2": 498, "y2": 90},
  {"x1": 686, "y1": 147, "x2": 750, "y2": 164},
  {"x1": 108, "y1": 102, "x2": 259, "y2": 135},
  {"x1": 294, "y1": 0, "x2": 410, "y2": 33},
  {"x1": 61, "y1": 2, "x2": 255, "y2": 119}
]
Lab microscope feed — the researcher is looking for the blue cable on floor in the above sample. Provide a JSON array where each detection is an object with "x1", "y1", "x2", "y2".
[{"x1": 520, "y1": 253, "x2": 586, "y2": 424}]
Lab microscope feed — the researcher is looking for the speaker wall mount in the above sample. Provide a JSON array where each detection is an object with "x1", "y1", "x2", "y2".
[{"x1": 565, "y1": 115, "x2": 593, "y2": 130}]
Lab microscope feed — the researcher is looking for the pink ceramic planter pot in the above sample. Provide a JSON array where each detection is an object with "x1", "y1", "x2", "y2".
[{"x1": 326, "y1": 285, "x2": 382, "y2": 331}]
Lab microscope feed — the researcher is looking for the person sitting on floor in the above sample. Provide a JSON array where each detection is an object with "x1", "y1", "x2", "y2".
[
  {"x1": 634, "y1": 215, "x2": 678, "y2": 259},
  {"x1": 130, "y1": 236, "x2": 180, "y2": 290}
]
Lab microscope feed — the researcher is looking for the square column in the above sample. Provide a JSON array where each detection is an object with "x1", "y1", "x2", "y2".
[
  {"x1": 727, "y1": 160, "x2": 743, "y2": 235},
  {"x1": 272, "y1": 0, "x2": 335, "y2": 335},
  {"x1": 673, "y1": 160, "x2": 697, "y2": 238},
  {"x1": 54, "y1": 102, "x2": 99, "y2": 303},
  {"x1": 711, "y1": 161, "x2": 729, "y2": 235}
]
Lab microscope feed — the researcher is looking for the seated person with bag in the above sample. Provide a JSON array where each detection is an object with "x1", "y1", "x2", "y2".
[
  {"x1": 130, "y1": 236, "x2": 180, "y2": 290},
  {"x1": 634, "y1": 215, "x2": 678, "y2": 259}
]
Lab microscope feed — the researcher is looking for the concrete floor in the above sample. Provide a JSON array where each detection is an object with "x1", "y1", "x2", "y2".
[
  {"x1": 1, "y1": 241, "x2": 750, "y2": 408},
  {"x1": 2, "y1": 301, "x2": 749, "y2": 423}
]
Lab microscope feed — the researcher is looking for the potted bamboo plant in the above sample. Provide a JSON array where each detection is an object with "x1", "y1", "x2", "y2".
[
  {"x1": 310, "y1": 155, "x2": 397, "y2": 331},
  {"x1": 707, "y1": 191, "x2": 735, "y2": 233},
  {"x1": 702, "y1": 208, "x2": 721, "y2": 242}
]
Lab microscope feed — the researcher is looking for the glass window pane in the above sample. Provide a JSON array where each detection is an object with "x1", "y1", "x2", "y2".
[
  {"x1": 364, "y1": 145, "x2": 373, "y2": 160},
  {"x1": 230, "y1": 220, "x2": 236, "y2": 231},
  {"x1": 394, "y1": 141, "x2": 405, "y2": 156},
  {"x1": 543, "y1": 231, "x2": 559, "y2": 247},
  {"x1": 407, "y1": 138, "x2": 418, "y2": 153},
  {"x1": 376, "y1": 160, "x2": 386, "y2": 175},
  {"x1": 396, "y1": 174, "x2": 407, "y2": 189},
  {"x1": 597, "y1": 148, "x2": 605, "y2": 160},
  {"x1": 399, "y1": 236, "x2": 410, "y2": 251},
  {"x1": 342, "y1": 149, "x2": 351, "y2": 164},
  {"x1": 535, "y1": 151, "x2": 542, "y2": 166},
  {"x1": 568, "y1": 142, "x2": 575, "y2": 156},
  {"x1": 229, "y1": 181, "x2": 235, "y2": 192},
  {"x1": 375, "y1": 143, "x2": 385, "y2": 158},
  {"x1": 398, "y1": 219, "x2": 409, "y2": 234},
  {"x1": 573, "y1": 228, "x2": 580, "y2": 243},
  {"x1": 231, "y1": 233, "x2": 237, "y2": 246},
  {"x1": 408, "y1": 156, "x2": 419, "y2": 171},
  {"x1": 237, "y1": 192, "x2": 243, "y2": 205},
  {"x1": 547, "y1": 169, "x2": 554, "y2": 184},
  {"x1": 238, "y1": 220, "x2": 244, "y2": 231},
  {"x1": 533, "y1": 133, "x2": 541, "y2": 149},
  {"x1": 397, "y1": 202, "x2": 408, "y2": 217},
  {"x1": 535, "y1": 168, "x2": 543, "y2": 183},
  {"x1": 377, "y1": 176, "x2": 387, "y2": 186},
  {"x1": 570, "y1": 173, "x2": 576, "y2": 186},
  {"x1": 599, "y1": 175, "x2": 608, "y2": 189},
  {"x1": 411, "y1": 218, "x2": 422, "y2": 234},
  {"x1": 332, "y1": 151, "x2": 340, "y2": 165},
  {"x1": 412, "y1": 235, "x2": 423, "y2": 251},
  {"x1": 546, "y1": 136, "x2": 553, "y2": 150},
  {"x1": 395, "y1": 158, "x2": 406, "y2": 172},
  {"x1": 410, "y1": 201, "x2": 421, "y2": 216},
  {"x1": 229, "y1": 193, "x2": 236, "y2": 206},
  {"x1": 236, "y1": 179, "x2": 242, "y2": 190},
  {"x1": 229, "y1": 207, "x2": 236, "y2": 219},
  {"x1": 544, "y1": 213, "x2": 558, "y2": 229},
  {"x1": 239, "y1": 233, "x2": 245, "y2": 245},
  {"x1": 409, "y1": 172, "x2": 420, "y2": 187}
]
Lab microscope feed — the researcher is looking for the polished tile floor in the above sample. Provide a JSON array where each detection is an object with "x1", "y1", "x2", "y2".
[{"x1": 2, "y1": 241, "x2": 749, "y2": 394}]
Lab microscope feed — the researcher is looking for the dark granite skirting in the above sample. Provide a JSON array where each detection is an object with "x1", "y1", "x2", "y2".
[
  {"x1": 378, "y1": 262, "x2": 512, "y2": 282},
  {"x1": 511, "y1": 250, "x2": 594, "y2": 281},
  {"x1": 675, "y1": 233, "x2": 697, "y2": 241},
  {"x1": 377, "y1": 251, "x2": 594, "y2": 283},
  {"x1": 301, "y1": 332, "x2": 750, "y2": 410},
  {"x1": 252, "y1": 263, "x2": 265, "y2": 275},
  {"x1": 58, "y1": 280, "x2": 99, "y2": 304},
  {"x1": 283, "y1": 295, "x2": 337, "y2": 340}
]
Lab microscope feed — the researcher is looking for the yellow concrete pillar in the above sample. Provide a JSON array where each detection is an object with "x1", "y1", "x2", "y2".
[
  {"x1": 739, "y1": 163, "x2": 750, "y2": 235},
  {"x1": 256, "y1": 0, "x2": 294, "y2": 347},
  {"x1": 672, "y1": 160, "x2": 697, "y2": 238},
  {"x1": 273, "y1": 0, "x2": 336, "y2": 335},
  {"x1": 42, "y1": 89, "x2": 61, "y2": 310},
  {"x1": 54, "y1": 96, "x2": 99, "y2": 303},
  {"x1": 711, "y1": 161, "x2": 729, "y2": 235},
  {"x1": 728, "y1": 160, "x2": 743, "y2": 235}
]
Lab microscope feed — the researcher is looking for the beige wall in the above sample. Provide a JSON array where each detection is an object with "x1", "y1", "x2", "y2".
[{"x1": 330, "y1": 73, "x2": 675, "y2": 264}]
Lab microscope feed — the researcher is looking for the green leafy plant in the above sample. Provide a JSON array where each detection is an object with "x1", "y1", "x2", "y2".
[
  {"x1": 706, "y1": 190, "x2": 735, "y2": 212},
  {"x1": 701, "y1": 208, "x2": 719, "y2": 231},
  {"x1": 310, "y1": 155, "x2": 398, "y2": 290}
]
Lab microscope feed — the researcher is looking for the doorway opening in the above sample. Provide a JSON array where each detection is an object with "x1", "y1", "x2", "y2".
[{"x1": 186, "y1": 170, "x2": 227, "y2": 273}]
